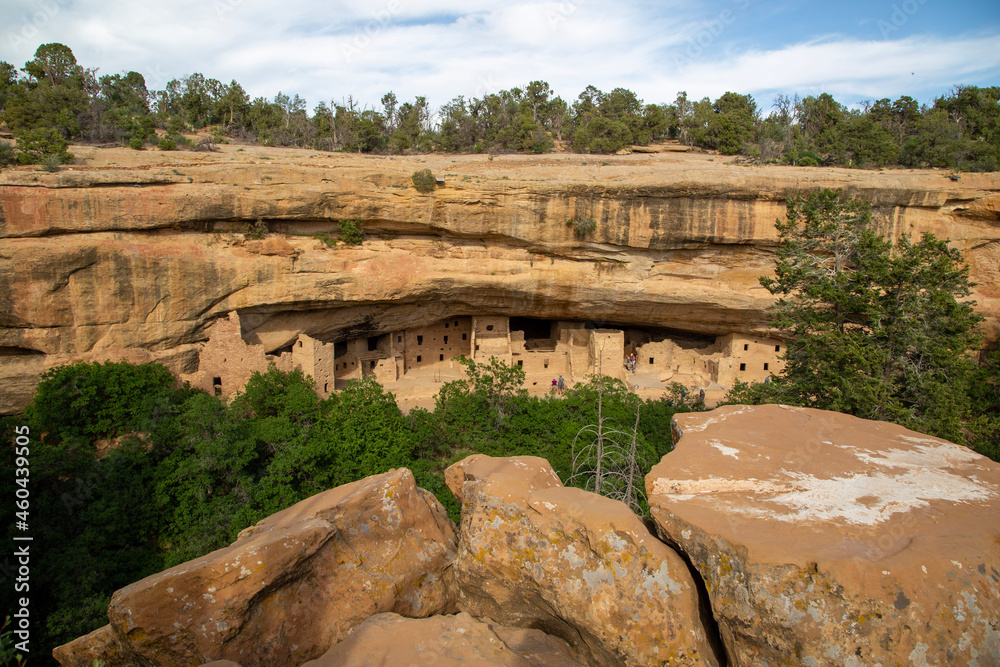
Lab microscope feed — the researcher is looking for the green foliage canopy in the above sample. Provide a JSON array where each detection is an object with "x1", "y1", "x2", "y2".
[{"x1": 746, "y1": 189, "x2": 983, "y2": 442}]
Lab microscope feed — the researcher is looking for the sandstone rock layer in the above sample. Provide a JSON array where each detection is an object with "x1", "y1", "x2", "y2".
[
  {"x1": 301, "y1": 612, "x2": 584, "y2": 666},
  {"x1": 447, "y1": 454, "x2": 720, "y2": 667},
  {"x1": 3, "y1": 148, "x2": 999, "y2": 414},
  {"x1": 646, "y1": 404, "x2": 1000, "y2": 666},
  {"x1": 62, "y1": 468, "x2": 458, "y2": 667}
]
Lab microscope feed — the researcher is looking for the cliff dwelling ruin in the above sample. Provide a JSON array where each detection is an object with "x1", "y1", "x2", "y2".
[{"x1": 183, "y1": 311, "x2": 786, "y2": 408}]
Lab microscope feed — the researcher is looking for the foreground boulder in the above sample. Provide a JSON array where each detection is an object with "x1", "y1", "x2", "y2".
[
  {"x1": 301, "y1": 612, "x2": 584, "y2": 666},
  {"x1": 447, "y1": 455, "x2": 720, "y2": 667},
  {"x1": 56, "y1": 468, "x2": 457, "y2": 667},
  {"x1": 646, "y1": 404, "x2": 1000, "y2": 666}
]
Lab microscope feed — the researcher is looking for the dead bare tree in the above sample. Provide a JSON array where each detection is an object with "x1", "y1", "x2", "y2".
[{"x1": 568, "y1": 345, "x2": 647, "y2": 514}]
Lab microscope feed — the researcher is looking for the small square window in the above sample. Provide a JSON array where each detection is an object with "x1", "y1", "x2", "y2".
[
  {"x1": 397, "y1": 335, "x2": 402, "y2": 343},
  {"x1": 649, "y1": 357, "x2": 654, "y2": 365},
  {"x1": 775, "y1": 345, "x2": 780, "y2": 352},
  {"x1": 417, "y1": 355, "x2": 422, "y2": 362},
  {"x1": 455, "y1": 320, "x2": 459, "y2": 326},
  {"x1": 487, "y1": 325, "x2": 494, "y2": 331},
  {"x1": 764, "y1": 363, "x2": 769, "y2": 371},
  {"x1": 445, "y1": 322, "x2": 449, "y2": 328},
  {"x1": 739, "y1": 363, "x2": 746, "y2": 371},
  {"x1": 517, "y1": 360, "x2": 523, "y2": 367},
  {"x1": 439, "y1": 354, "x2": 444, "y2": 361},
  {"x1": 462, "y1": 333, "x2": 467, "y2": 340},
  {"x1": 743, "y1": 344, "x2": 749, "y2": 351}
]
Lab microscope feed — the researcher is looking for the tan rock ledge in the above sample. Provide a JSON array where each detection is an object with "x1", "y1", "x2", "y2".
[{"x1": 646, "y1": 404, "x2": 1000, "y2": 666}]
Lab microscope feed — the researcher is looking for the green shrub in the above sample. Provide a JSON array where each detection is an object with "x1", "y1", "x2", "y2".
[
  {"x1": 129, "y1": 136, "x2": 144, "y2": 150},
  {"x1": 338, "y1": 219, "x2": 364, "y2": 245},
  {"x1": 157, "y1": 137, "x2": 176, "y2": 151},
  {"x1": 412, "y1": 168, "x2": 437, "y2": 193},
  {"x1": 242, "y1": 217, "x2": 268, "y2": 240},
  {"x1": 797, "y1": 156, "x2": 820, "y2": 167},
  {"x1": 315, "y1": 232, "x2": 336, "y2": 246},
  {"x1": 14, "y1": 127, "x2": 72, "y2": 164},
  {"x1": 166, "y1": 117, "x2": 187, "y2": 135},
  {"x1": 566, "y1": 216, "x2": 597, "y2": 237},
  {"x1": 0, "y1": 141, "x2": 15, "y2": 167},
  {"x1": 40, "y1": 153, "x2": 61, "y2": 172}
]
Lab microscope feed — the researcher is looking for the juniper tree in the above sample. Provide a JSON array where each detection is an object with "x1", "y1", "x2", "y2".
[{"x1": 753, "y1": 189, "x2": 982, "y2": 441}]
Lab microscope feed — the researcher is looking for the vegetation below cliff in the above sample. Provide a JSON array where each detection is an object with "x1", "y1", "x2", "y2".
[
  {"x1": 0, "y1": 359, "x2": 686, "y2": 664},
  {"x1": 2, "y1": 43, "x2": 998, "y2": 171}
]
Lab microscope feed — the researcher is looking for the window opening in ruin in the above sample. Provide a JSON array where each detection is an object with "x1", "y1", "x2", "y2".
[
  {"x1": 475, "y1": 345, "x2": 480, "y2": 351},
  {"x1": 324, "y1": 382, "x2": 328, "y2": 392},
  {"x1": 743, "y1": 344, "x2": 749, "y2": 351},
  {"x1": 764, "y1": 363, "x2": 769, "y2": 371},
  {"x1": 462, "y1": 333, "x2": 467, "y2": 340},
  {"x1": 212, "y1": 377, "x2": 222, "y2": 396},
  {"x1": 775, "y1": 345, "x2": 780, "y2": 352},
  {"x1": 417, "y1": 335, "x2": 423, "y2": 345},
  {"x1": 739, "y1": 363, "x2": 746, "y2": 371},
  {"x1": 439, "y1": 354, "x2": 444, "y2": 361},
  {"x1": 486, "y1": 325, "x2": 494, "y2": 331},
  {"x1": 445, "y1": 323, "x2": 449, "y2": 328},
  {"x1": 417, "y1": 355, "x2": 422, "y2": 362},
  {"x1": 370, "y1": 361, "x2": 376, "y2": 370},
  {"x1": 455, "y1": 320, "x2": 459, "y2": 326},
  {"x1": 299, "y1": 340, "x2": 303, "y2": 347},
  {"x1": 517, "y1": 360, "x2": 523, "y2": 367},
  {"x1": 397, "y1": 335, "x2": 402, "y2": 343},
  {"x1": 649, "y1": 357, "x2": 654, "y2": 364},
  {"x1": 444, "y1": 336, "x2": 448, "y2": 344},
  {"x1": 543, "y1": 359, "x2": 549, "y2": 369},
  {"x1": 368, "y1": 336, "x2": 379, "y2": 352}
]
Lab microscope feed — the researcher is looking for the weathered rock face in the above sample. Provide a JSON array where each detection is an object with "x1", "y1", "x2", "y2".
[
  {"x1": 56, "y1": 468, "x2": 457, "y2": 667},
  {"x1": 2, "y1": 148, "x2": 999, "y2": 414},
  {"x1": 646, "y1": 404, "x2": 1000, "y2": 666},
  {"x1": 300, "y1": 612, "x2": 584, "y2": 667},
  {"x1": 446, "y1": 454, "x2": 720, "y2": 667},
  {"x1": 50, "y1": 625, "x2": 134, "y2": 667}
]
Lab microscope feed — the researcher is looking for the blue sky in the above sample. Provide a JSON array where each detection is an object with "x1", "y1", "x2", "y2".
[{"x1": 1, "y1": 0, "x2": 998, "y2": 115}]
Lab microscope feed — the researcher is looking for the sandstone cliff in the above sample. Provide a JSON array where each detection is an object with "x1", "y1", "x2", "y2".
[{"x1": 2, "y1": 144, "x2": 998, "y2": 413}]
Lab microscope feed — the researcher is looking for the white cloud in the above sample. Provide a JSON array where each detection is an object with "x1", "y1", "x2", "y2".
[
  {"x1": 656, "y1": 33, "x2": 1000, "y2": 106},
  {"x1": 0, "y1": 0, "x2": 997, "y2": 114}
]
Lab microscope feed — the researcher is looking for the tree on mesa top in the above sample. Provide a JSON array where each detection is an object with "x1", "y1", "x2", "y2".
[{"x1": 732, "y1": 189, "x2": 983, "y2": 443}]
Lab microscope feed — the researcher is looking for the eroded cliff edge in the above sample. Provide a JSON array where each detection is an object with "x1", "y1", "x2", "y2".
[{"x1": 1, "y1": 146, "x2": 998, "y2": 413}]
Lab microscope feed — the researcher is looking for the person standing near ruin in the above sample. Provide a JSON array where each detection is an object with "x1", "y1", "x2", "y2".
[{"x1": 558, "y1": 375, "x2": 564, "y2": 393}]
